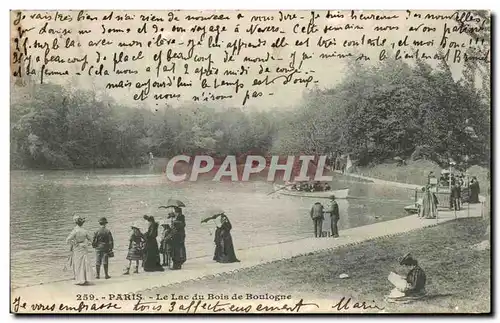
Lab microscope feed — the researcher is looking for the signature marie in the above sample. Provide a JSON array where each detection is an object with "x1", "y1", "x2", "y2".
[{"x1": 332, "y1": 296, "x2": 385, "y2": 312}]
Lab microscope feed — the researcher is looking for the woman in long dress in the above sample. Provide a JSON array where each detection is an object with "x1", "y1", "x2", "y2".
[
  {"x1": 419, "y1": 186, "x2": 438, "y2": 219},
  {"x1": 469, "y1": 177, "x2": 480, "y2": 203},
  {"x1": 171, "y1": 207, "x2": 187, "y2": 265},
  {"x1": 169, "y1": 220, "x2": 184, "y2": 270},
  {"x1": 213, "y1": 214, "x2": 240, "y2": 263},
  {"x1": 142, "y1": 215, "x2": 164, "y2": 272},
  {"x1": 66, "y1": 214, "x2": 93, "y2": 285}
]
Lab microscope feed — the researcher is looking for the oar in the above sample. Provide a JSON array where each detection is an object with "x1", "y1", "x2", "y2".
[{"x1": 267, "y1": 183, "x2": 296, "y2": 196}]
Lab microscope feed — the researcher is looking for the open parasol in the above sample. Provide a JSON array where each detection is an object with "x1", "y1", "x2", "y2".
[
  {"x1": 201, "y1": 207, "x2": 225, "y2": 223},
  {"x1": 159, "y1": 198, "x2": 186, "y2": 209}
]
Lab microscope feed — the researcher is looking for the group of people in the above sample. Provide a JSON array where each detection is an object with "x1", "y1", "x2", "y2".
[
  {"x1": 292, "y1": 181, "x2": 331, "y2": 192},
  {"x1": 65, "y1": 204, "x2": 239, "y2": 286},
  {"x1": 427, "y1": 170, "x2": 481, "y2": 213},
  {"x1": 310, "y1": 195, "x2": 340, "y2": 238}
]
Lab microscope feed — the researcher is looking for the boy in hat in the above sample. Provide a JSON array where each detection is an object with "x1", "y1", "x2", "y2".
[
  {"x1": 92, "y1": 217, "x2": 114, "y2": 279},
  {"x1": 325, "y1": 195, "x2": 340, "y2": 238},
  {"x1": 387, "y1": 253, "x2": 427, "y2": 303}
]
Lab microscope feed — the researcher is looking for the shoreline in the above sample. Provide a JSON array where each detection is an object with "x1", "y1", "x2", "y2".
[{"x1": 10, "y1": 171, "x2": 486, "y2": 312}]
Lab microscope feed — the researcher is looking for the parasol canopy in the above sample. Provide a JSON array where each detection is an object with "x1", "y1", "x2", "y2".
[
  {"x1": 159, "y1": 198, "x2": 186, "y2": 209},
  {"x1": 201, "y1": 208, "x2": 225, "y2": 223}
]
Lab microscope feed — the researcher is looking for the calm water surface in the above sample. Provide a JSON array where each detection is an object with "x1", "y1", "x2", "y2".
[{"x1": 10, "y1": 170, "x2": 415, "y2": 287}]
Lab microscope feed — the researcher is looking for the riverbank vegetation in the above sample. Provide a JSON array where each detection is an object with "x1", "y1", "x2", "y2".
[
  {"x1": 143, "y1": 217, "x2": 490, "y2": 313},
  {"x1": 11, "y1": 56, "x2": 490, "y2": 172}
]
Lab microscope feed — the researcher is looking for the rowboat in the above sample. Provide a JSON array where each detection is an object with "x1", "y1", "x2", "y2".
[{"x1": 273, "y1": 184, "x2": 349, "y2": 199}]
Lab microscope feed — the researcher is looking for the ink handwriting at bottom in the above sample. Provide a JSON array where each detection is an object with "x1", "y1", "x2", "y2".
[
  {"x1": 134, "y1": 298, "x2": 319, "y2": 313},
  {"x1": 12, "y1": 296, "x2": 122, "y2": 313},
  {"x1": 332, "y1": 297, "x2": 385, "y2": 311}
]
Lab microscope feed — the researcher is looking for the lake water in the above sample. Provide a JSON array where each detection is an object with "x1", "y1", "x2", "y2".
[{"x1": 10, "y1": 170, "x2": 415, "y2": 288}]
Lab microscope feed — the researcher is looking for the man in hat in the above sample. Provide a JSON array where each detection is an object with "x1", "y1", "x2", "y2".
[
  {"x1": 92, "y1": 217, "x2": 114, "y2": 279},
  {"x1": 310, "y1": 202, "x2": 324, "y2": 238},
  {"x1": 387, "y1": 253, "x2": 427, "y2": 302},
  {"x1": 325, "y1": 195, "x2": 340, "y2": 238}
]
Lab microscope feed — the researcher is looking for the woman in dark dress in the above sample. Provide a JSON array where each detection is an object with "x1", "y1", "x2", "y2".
[
  {"x1": 142, "y1": 215, "x2": 164, "y2": 272},
  {"x1": 469, "y1": 177, "x2": 480, "y2": 203},
  {"x1": 213, "y1": 214, "x2": 240, "y2": 263},
  {"x1": 169, "y1": 220, "x2": 184, "y2": 270},
  {"x1": 172, "y1": 207, "x2": 187, "y2": 265}
]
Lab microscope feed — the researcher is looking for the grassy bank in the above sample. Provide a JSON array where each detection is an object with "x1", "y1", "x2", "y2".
[{"x1": 144, "y1": 218, "x2": 490, "y2": 313}]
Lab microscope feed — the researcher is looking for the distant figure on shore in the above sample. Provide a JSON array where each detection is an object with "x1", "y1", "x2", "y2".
[
  {"x1": 387, "y1": 253, "x2": 427, "y2": 303},
  {"x1": 92, "y1": 217, "x2": 114, "y2": 279},
  {"x1": 159, "y1": 224, "x2": 172, "y2": 267},
  {"x1": 450, "y1": 183, "x2": 461, "y2": 211},
  {"x1": 310, "y1": 202, "x2": 324, "y2": 238},
  {"x1": 326, "y1": 195, "x2": 340, "y2": 238},
  {"x1": 469, "y1": 177, "x2": 480, "y2": 203},
  {"x1": 213, "y1": 214, "x2": 240, "y2": 263},
  {"x1": 66, "y1": 214, "x2": 93, "y2": 285},
  {"x1": 142, "y1": 215, "x2": 164, "y2": 272},
  {"x1": 419, "y1": 186, "x2": 437, "y2": 219},
  {"x1": 123, "y1": 225, "x2": 145, "y2": 275}
]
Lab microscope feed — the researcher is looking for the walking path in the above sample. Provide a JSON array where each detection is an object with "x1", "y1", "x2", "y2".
[{"x1": 11, "y1": 173, "x2": 485, "y2": 309}]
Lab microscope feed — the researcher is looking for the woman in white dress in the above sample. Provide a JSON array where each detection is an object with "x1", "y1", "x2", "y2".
[{"x1": 66, "y1": 214, "x2": 93, "y2": 285}]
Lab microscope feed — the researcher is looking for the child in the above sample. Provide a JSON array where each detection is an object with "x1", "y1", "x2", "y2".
[
  {"x1": 160, "y1": 224, "x2": 172, "y2": 267},
  {"x1": 123, "y1": 225, "x2": 145, "y2": 275}
]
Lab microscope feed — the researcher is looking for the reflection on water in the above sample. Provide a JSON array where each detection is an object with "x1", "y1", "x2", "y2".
[{"x1": 10, "y1": 170, "x2": 414, "y2": 287}]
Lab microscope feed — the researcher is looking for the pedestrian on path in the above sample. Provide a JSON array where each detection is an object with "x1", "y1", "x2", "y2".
[
  {"x1": 419, "y1": 186, "x2": 438, "y2": 219},
  {"x1": 66, "y1": 214, "x2": 93, "y2": 285},
  {"x1": 450, "y1": 183, "x2": 461, "y2": 211},
  {"x1": 92, "y1": 217, "x2": 114, "y2": 279},
  {"x1": 123, "y1": 224, "x2": 145, "y2": 275},
  {"x1": 310, "y1": 202, "x2": 324, "y2": 238},
  {"x1": 325, "y1": 195, "x2": 340, "y2": 238}
]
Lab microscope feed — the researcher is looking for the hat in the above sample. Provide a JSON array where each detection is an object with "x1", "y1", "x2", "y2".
[
  {"x1": 131, "y1": 221, "x2": 141, "y2": 231},
  {"x1": 73, "y1": 214, "x2": 85, "y2": 224},
  {"x1": 329, "y1": 195, "x2": 336, "y2": 200},
  {"x1": 398, "y1": 252, "x2": 415, "y2": 265},
  {"x1": 98, "y1": 217, "x2": 108, "y2": 225}
]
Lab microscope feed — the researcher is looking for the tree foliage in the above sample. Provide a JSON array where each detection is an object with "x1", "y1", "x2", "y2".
[{"x1": 11, "y1": 57, "x2": 490, "y2": 170}]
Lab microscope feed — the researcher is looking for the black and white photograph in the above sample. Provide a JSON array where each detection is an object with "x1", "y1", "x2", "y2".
[{"x1": 8, "y1": 8, "x2": 491, "y2": 314}]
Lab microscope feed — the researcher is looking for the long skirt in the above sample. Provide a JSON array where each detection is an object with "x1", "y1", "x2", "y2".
[
  {"x1": 143, "y1": 239, "x2": 164, "y2": 272},
  {"x1": 72, "y1": 245, "x2": 93, "y2": 285},
  {"x1": 419, "y1": 194, "x2": 437, "y2": 219},
  {"x1": 213, "y1": 234, "x2": 240, "y2": 263},
  {"x1": 180, "y1": 242, "x2": 186, "y2": 264},
  {"x1": 170, "y1": 242, "x2": 183, "y2": 269}
]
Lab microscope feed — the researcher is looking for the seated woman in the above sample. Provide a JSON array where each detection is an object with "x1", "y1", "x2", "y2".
[
  {"x1": 213, "y1": 214, "x2": 240, "y2": 263},
  {"x1": 386, "y1": 253, "x2": 427, "y2": 303}
]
